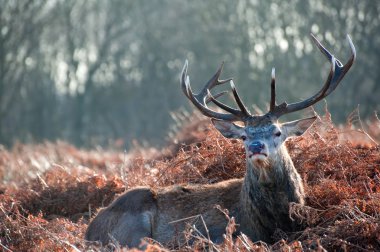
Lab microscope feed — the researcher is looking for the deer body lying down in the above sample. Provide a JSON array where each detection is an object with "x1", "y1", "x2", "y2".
[
  {"x1": 85, "y1": 34, "x2": 355, "y2": 248},
  {"x1": 86, "y1": 179, "x2": 241, "y2": 247},
  {"x1": 86, "y1": 132, "x2": 306, "y2": 247}
]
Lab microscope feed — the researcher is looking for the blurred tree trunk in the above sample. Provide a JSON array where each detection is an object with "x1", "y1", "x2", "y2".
[{"x1": 0, "y1": 1, "x2": 50, "y2": 145}]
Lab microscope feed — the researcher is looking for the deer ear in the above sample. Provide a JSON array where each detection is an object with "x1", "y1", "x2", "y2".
[
  {"x1": 282, "y1": 116, "x2": 317, "y2": 138},
  {"x1": 211, "y1": 119, "x2": 244, "y2": 139}
]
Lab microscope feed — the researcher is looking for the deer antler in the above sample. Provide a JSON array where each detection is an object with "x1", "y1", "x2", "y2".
[
  {"x1": 269, "y1": 33, "x2": 356, "y2": 119},
  {"x1": 181, "y1": 33, "x2": 356, "y2": 124},
  {"x1": 181, "y1": 60, "x2": 252, "y2": 121}
]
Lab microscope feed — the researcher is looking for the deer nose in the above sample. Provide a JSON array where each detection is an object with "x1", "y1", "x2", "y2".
[{"x1": 249, "y1": 141, "x2": 265, "y2": 153}]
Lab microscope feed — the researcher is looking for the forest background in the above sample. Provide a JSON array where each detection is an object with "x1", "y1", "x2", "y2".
[{"x1": 1, "y1": 0, "x2": 379, "y2": 148}]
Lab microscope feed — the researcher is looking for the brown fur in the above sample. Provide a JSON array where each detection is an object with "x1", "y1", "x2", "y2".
[
  {"x1": 85, "y1": 119, "x2": 311, "y2": 248},
  {"x1": 85, "y1": 187, "x2": 157, "y2": 247},
  {"x1": 85, "y1": 180, "x2": 243, "y2": 247}
]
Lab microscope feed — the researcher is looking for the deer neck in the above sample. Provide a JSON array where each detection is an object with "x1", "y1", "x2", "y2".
[
  {"x1": 242, "y1": 145, "x2": 304, "y2": 198},
  {"x1": 238, "y1": 145, "x2": 304, "y2": 241}
]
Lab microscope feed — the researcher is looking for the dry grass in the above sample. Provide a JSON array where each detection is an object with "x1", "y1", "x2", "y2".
[{"x1": 0, "y1": 110, "x2": 379, "y2": 251}]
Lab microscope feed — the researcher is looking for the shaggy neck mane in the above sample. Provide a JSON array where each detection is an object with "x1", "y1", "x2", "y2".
[{"x1": 238, "y1": 146, "x2": 304, "y2": 242}]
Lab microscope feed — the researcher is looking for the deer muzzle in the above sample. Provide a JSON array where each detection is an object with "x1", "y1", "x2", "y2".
[{"x1": 248, "y1": 141, "x2": 267, "y2": 158}]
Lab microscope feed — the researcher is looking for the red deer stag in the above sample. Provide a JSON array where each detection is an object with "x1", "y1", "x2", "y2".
[{"x1": 85, "y1": 34, "x2": 355, "y2": 248}]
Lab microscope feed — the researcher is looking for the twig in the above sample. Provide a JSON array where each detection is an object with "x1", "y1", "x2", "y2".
[{"x1": 0, "y1": 242, "x2": 13, "y2": 252}]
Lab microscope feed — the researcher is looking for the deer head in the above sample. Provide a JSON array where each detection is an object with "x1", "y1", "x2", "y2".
[{"x1": 181, "y1": 34, "x2": 356, "y2": 169}]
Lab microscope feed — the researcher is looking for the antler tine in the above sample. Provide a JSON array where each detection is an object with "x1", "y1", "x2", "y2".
[
  {"x1": 181, "y1": 60, "x2": 191, "y2": 98},
  {"x1": 230, "y1": 80, "x2": 251, "y2": 117},
  {"x1": 206, "y1": 89, "x2": 246, "y2": 115},
  {"x1": 332, "y1": 34, "x2": 356, "y2": 89},
  {"x1": 271, "y1": 34, "x2": 355, "y2": 118},
  {"x1": 269, "y1": 68, "x2": 276, "y2": 112},
  {"x1": 180, "y1": 60, "x2": 243, "y2": 121},
  {"x1": 198, "y1": 61, "x2": 232, "y2": 101},
  {"x1": 205, "y1": 91, "x2": 228, "y2": 104},
  {"x1": 310, "y1": 34, "x2": 356, "y2": 95}
]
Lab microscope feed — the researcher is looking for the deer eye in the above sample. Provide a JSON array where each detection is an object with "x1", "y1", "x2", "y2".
[
  {"x1": 241, "y1": 135, "x2": 247, "y2": 141},
  {"x1": 275, "y1": 131, "x2": 281, "y2": 137}
]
